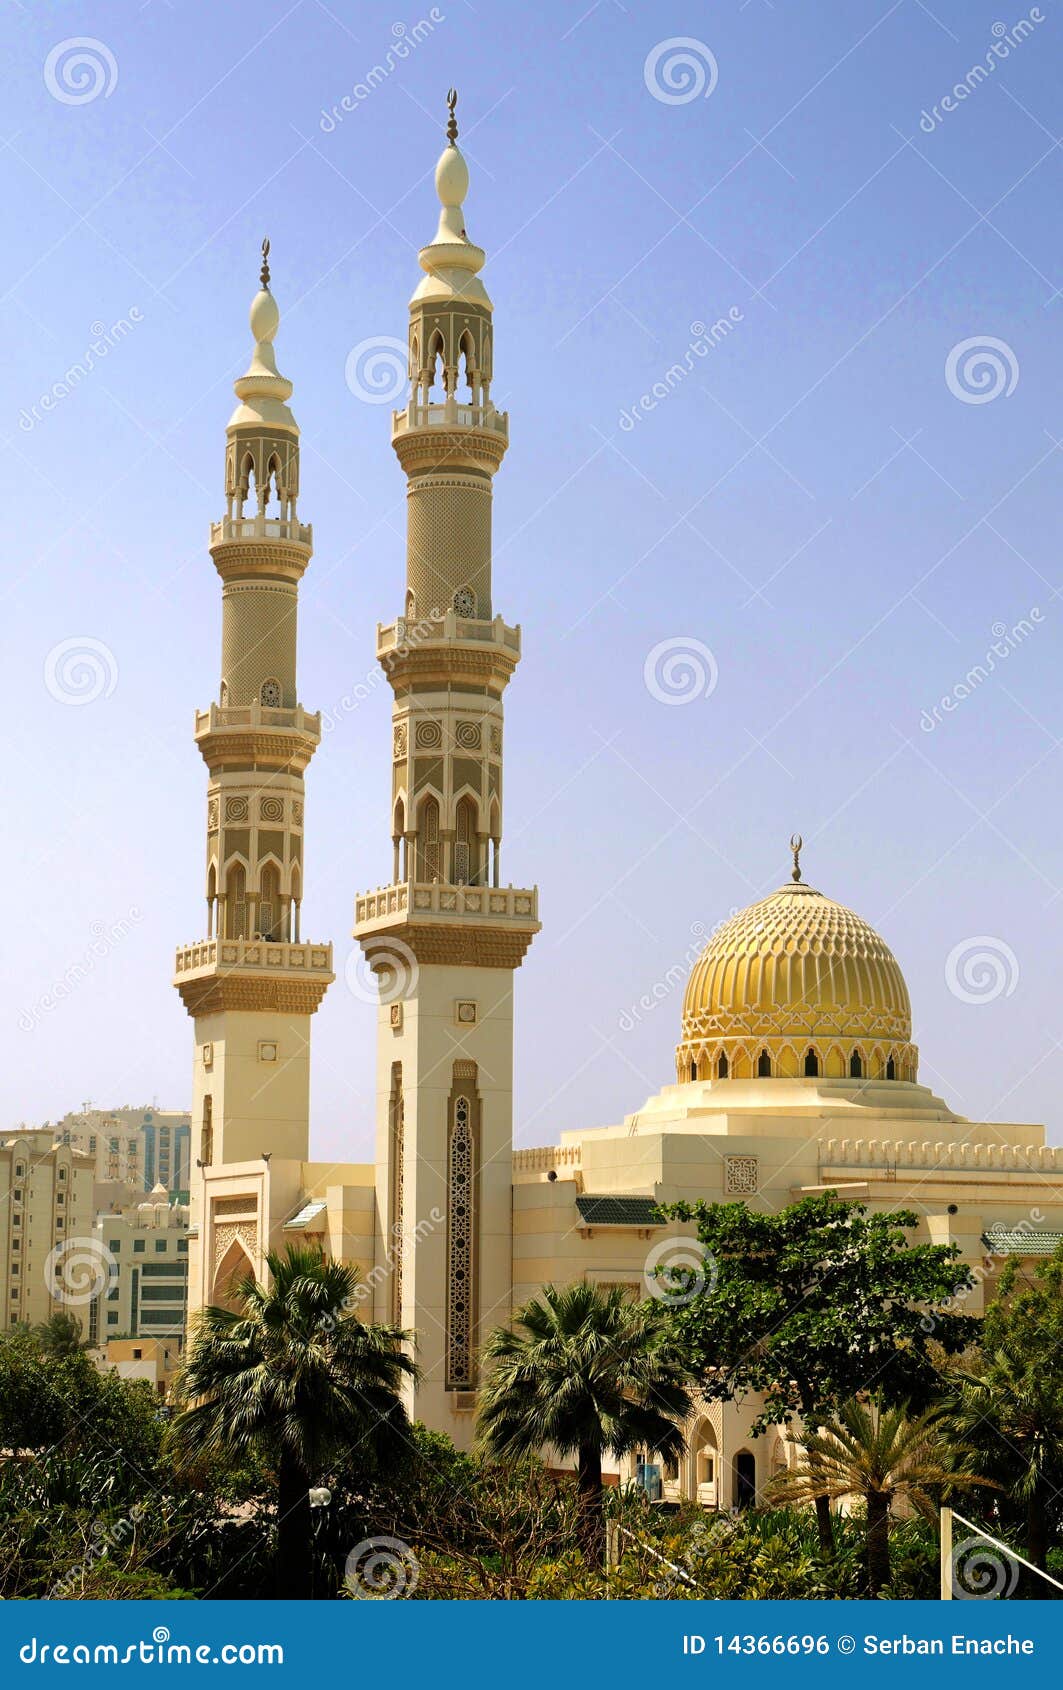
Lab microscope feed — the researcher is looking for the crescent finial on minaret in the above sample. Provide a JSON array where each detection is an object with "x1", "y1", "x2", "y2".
[
  {"x1": 446, "y1": 87, "x2": 458, "y2": 145},
  {"x1": 260, "y1": 236, "x2": 271, "y2": 290},
  {"x1": 790, "y1": 833, "x2": 803, "y2": 883}
]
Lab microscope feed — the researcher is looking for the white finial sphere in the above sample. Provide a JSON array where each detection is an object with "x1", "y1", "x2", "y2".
[
  {"x1": 249, "y1": 287, "x2": 279, "y2": 344},
  {"x1": 436, "y1": 143, "x2": 469, "y2": 209}
]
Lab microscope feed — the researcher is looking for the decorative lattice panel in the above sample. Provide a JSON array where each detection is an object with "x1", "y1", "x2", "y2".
[
  {"x1": 221, "y1": 582, "x2": 297, "y2": 706},
  {"x1": 407, "y1": 477, "x2": 492, "y2": 619},
  {"x1": 446, "y1": 1095, "x2": 475, "y2": 1389},
  {"x1": 725, "y1": 1155, "x2": 759, "y2": 1194}
]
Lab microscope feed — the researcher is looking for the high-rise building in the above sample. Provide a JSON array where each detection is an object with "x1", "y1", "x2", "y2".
[
  {"x1": 141, "y1": 1111, "x2": 191, "y2": 1195},
  {"x1": 0, "y1": 1129, "x2": 94, "y2": 1331},
  {"x1": 88, "y1": 1186, "x2": 189, "y2": 1350}
]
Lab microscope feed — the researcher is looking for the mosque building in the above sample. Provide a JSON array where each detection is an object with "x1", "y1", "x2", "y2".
[{"x1": 176, "y1": 97, "x2": 1063, "y2": 1503}]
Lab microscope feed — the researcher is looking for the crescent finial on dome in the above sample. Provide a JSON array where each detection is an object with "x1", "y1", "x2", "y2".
[{"x1": 790, "y1": 833, "x2": 803, "y2": 883}]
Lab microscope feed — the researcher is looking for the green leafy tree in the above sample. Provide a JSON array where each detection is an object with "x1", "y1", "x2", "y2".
[
  {"x1": 949, "y1": 1246, "x2": 1063, "y2": 1577},
  {"x1": 658, "y1": 1194, "x2": 979, "y2": 1551},
  {"x1": 477, "y1": 1283, "x2": 693, "y2": 1560},
  {"x1": 168, "y1": 1245, "x2": 416, "y2": 1597},
  {"x1": 767, "y1": 1398, "x2": 991, "y2": 1596}
]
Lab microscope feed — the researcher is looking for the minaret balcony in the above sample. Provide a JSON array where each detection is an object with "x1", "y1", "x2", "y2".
[
  {"x1": 355, "y1": 880, "x2": 538, "y2": 933},
  {"x1": 209, "y1": 514, "x2": 313, "y2": 548},
  {"x1": 391, "y1": 400, "x2": 508, "y2": 443},
  {"x1": 194, "y1": 700, "x2": 321, "y2": 739},
  {"x1": 173, "y1": 937, "x2": 334, "y2": 1017},
  {"x1": 377, "y1": 611, "x2": 520, "y2": 660},
  {"x1": 175, "y1": 937, "x2": 333, "y2": 977},
  {"x1": 192, "y1": 700, "x2": 322, "y2": 774}
]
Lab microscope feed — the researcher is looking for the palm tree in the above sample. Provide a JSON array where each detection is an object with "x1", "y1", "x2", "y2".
[
  {"x1": 32, "y1": 1312, "x2": 87, "y2": 1357},
  {"x1": 767, "y1": 1398, "x2": 991, "y2": 1596},
  {"x1": 477, "y1": 1283, "x2": 693, "y2": 1561},
  {"x1": 950, "y1": 1352, "x2": 1063, "y2": 1575},
  {"x1": 168, "y1": 1245, "x2": 416, "y2": 1597}
]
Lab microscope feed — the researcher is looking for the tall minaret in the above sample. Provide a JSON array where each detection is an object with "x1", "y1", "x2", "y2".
[
  {"x1": 354, "y1": 95, "x2": 539, "y2": 1438},
  {"x1": 176, "y1": 243, "x2": 333, "y2": 1310}
]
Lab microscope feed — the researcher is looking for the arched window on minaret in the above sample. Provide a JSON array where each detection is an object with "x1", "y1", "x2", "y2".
[
  {"x1": 454, "y1": 795, "x2": 478, "y2": 885},
  {"x1": 427, "y1": 329, "x2": 445, "y2": 400},
  {"x1": 393, "y1": 798, "x2": 406, "y2": 882},
  {"x1": 259, "y1": 863, "x2": 281, "y2": 941},
  {"x1": 417, "y1": 795, "x2": 440, "y2": 882},
  {"x1": 200, "y1": 1095, "x2": 213, "y2": 1168},
  {"x1": 457, "y1": 328, "x2": 476, "y2": 403},
  {"x1": 227, "y1": 863, "x2": 248, "y2": 940},
  {"x1": 237, "y1": 452, "x2": 254, "y2": 517}
]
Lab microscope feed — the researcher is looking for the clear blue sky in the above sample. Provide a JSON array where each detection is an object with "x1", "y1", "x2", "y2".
[{"x1": 4, "y1": 0, "x2": 1062, "y2": 1159}]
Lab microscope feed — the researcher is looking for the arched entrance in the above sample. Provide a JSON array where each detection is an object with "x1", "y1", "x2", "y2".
[
  {"x1": 733, "y1": 1450, "x2": 757, "y2": 1510},
  {"x1": 689, "y1": 1420, "x2": 719, "y2": 1508},
  {"x1": 212, "y1": 1236, "x2": 255, "y2": 1312}
]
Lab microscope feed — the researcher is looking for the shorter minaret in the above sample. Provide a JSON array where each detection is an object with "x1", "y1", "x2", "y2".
[
  {"x1": 354, "y1": 97, "x2": 539, "y2": 1441},
  {"x1": 176, "y1": 245, "x2": 333, "y2": 1313}
]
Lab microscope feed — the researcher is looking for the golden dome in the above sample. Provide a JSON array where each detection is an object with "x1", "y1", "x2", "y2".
[{"x1": 676, "y1": 862, "x2": 917, "y2": 1085}]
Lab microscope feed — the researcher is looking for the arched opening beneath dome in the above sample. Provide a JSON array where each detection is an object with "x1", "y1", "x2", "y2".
[
  {"x1": 886, "y1": 1056, "x2": 897, "y2": 1080},
  {"x1": 850, "y1": 1049, "x2": 864, "y2": 1079},
  {"x1": 804, "y1": 1048, "x2": 819, "y2": 1078},
  {"x1": 689, "y1": 1061, "x2": 697, "y2": 1083},
  {"x1": 717, "y1": 1053, "x2": 729, "y2": 1080},
  {"x1": 757, "y1": 1049, "x2": 772, "y2": 1078}
]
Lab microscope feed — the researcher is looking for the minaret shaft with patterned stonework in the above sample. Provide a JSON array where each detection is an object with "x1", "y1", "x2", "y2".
[
  {"x1": 354, "y1": 98, "x2": 538, "y2": 1440},
  {"x1": 176, "y1": 248, "x2": 333, "y2": 1314}
]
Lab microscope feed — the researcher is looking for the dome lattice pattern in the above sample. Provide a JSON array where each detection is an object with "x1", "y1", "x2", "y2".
[{"x1": 676, "y1": 881, "x2": 917, "y2": 1084}]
